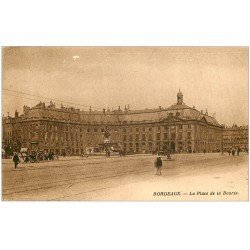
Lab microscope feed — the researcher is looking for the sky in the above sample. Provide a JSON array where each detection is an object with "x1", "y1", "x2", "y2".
[{"x1": 2, "y1": 46, "x2": 248, "y2": 126}]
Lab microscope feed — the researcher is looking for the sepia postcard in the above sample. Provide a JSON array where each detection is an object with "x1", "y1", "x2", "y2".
[{"x1": 1, "y1": 46, "x2": 249, "y2": 201}]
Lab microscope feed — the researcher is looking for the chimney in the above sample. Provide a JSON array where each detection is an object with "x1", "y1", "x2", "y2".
[
  {"x1": 159, "y1": 106, "x2": 162, "y2": 110},
  {"x1": 15, "y1": 110, "x2": 19, "y2": 117},
  {"x1": 193, "y1": 106, "x2": 195, "y2": 109},
  {"x1": 205, "y1": 109, "x2": 208, "y2": 115},
  {"x1": 103, "y1": 108, "x2": 106, "y2": 114},
  {"x1": 89, "y1": 106, "x2": 92, "y2": 113},
  {"x1": 201, "y1": 110, "x2": 203, "y2": 114}
]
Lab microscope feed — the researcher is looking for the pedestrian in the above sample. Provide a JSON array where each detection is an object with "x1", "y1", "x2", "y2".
[
  {"x1": 13, "y1": 152, "x2": 20, "y2": 169},
  {"x1": 203, "y1": 149, "x2": 206, "y2": 154},
  {"x1": 228, "y1": 149, "x2": 231, "y2": 156},
  {"x1": 51, "y1": 151, "x2": 55, "y2": 161},
  {"x1": 232, "y1": 148, "x2": 235, "y2": 156},
  {"x1": 154, "y1": 156, "x2": 163, "y2": 175},
  {"x1": 237, "y1": 147, "x2": 240, "y2": 156}
]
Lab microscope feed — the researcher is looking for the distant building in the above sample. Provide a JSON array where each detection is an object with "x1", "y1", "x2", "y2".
[
  {"x1": 2, "y1": 91, "x2": 223, "y2": 155},
  {"x1": 222, "y1": 124, "x2": 248, "y2": 151}
]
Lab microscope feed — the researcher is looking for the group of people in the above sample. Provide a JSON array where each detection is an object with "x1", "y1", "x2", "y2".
[{"x1": 227, "y1": 147, "x2": 241, "y2": 156}]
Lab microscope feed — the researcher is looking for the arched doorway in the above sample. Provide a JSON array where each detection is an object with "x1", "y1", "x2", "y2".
[{"x1": 170, "y1": 141, "x2": 175, "y2": 153}]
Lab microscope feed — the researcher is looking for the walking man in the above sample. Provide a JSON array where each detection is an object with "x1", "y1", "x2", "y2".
[
  {"x1": 232, "y1": 148, "x2": 235, "y2": 156},
  {"x1": 13, "y1": 152, "x2": 20, "y2": 169},
  {"x1": 237, "y1": 147, "x2": 241, "y2": 156},
  {"x1": 154, "y1": 156, "x2": 163, "y2": 175}
]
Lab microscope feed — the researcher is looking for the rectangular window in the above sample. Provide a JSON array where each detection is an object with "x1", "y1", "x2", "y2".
[
  {"x1": 130, "y1": 135, "x2": 133, "y2": 141},
  {"x1": 188, "y1": 124, "x2": 191, "y2": 129},
  {"x1": 171, "y1": 132, "x2": 175, "y2": 140},
  {"x1": 135, "y1": 134, "x2": 139, "y2": 141},
  {"x1": 123, "y1": 135, "x2": 127, "y2": 141},
  {"x1": 164, "y1": 133, "x2": 168, "y2": 140},
  {"x1": 179, "y1": 125, "x2": 183, "y2": 129},
  {"x1": 148, "y1": 134, "x2": 152, "y2": 141},
  {"x1": 157, "y1": 133, "x2": 161, "y2": 140},
  {"x1": 187, "y1": 132, "x2": 191, "y2": 139},
  {"x1": 142, "y1": 134, "x2": 146, "y2": 141},
  {"x1": 179, "y1": 132, "x2": 182, "y2": 140}
]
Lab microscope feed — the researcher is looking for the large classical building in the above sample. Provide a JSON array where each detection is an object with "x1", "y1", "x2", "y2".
[
  {"x1": 2, "y1": 91, "x2": 223, "y2": 155},
  {"x1": 222, "y1": 125, "x2": 248, "y2": 151}
]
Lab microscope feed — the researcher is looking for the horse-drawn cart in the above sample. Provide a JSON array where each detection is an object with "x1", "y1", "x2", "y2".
[{"x1": 20, "y1": 148, "x2": 57, "y2": 163}]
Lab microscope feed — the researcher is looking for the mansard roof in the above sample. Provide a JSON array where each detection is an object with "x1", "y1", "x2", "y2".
[
  {"x1": 19, "y1": 100, "x2": 220, "y2": 126},
  {"x1": 18, "y1": 90, "x2": 220, "y2": 126}
]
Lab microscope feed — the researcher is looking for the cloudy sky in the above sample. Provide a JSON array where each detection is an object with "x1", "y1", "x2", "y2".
[{"x1": 2, "y1": 46, "x2": 248, "y2": 126}]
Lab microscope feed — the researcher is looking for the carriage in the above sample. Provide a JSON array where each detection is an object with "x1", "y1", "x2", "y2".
[{"x1": 20, "y1": 148, "x2": 57, "y2": 163}]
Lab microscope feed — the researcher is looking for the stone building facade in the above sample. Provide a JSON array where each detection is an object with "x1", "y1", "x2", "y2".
[
  {"x1": 2, "y1": 91, "x2": 223, "y2": 155},
  {"x1": 222, "y1": 125, "x2": 248, "y2": 151}
]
